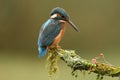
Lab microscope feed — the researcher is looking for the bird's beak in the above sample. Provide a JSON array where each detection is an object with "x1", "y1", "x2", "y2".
[{"x1": 67, "y1": 19, "x2": 79, "y2": 32}]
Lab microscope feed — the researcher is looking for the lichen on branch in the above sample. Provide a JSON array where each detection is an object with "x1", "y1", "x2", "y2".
[{"x1": 47, "y1": 49, "x2": 120, "y2": 80}]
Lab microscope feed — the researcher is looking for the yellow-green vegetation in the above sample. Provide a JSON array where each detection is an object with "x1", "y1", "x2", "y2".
[{"x1": 47, "y1": 49, "x2": 120, "y2": 80}]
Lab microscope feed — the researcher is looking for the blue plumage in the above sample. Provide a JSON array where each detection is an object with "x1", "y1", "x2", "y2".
[
  {"x1": 38, "y1": 19, "x2": 62, "y2": 57},
  {"x1": 38, "y1": 7, "x2": 79, "y2": 58},
  {"x1": 38, "y1": 46, "x2": 47, "y2": 57}
]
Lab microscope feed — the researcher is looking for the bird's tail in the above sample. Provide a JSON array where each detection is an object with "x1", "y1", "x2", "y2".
[{"x1": 38, "y1": 46, "x2": 47, "y2": 58}]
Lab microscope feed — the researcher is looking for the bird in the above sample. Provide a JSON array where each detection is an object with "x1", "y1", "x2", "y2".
[{"x1": 38, "y1": 7, "x2": 79, "y2": 57}]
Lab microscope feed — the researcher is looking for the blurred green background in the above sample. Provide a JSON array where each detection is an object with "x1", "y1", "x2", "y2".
[{"x1": 0, "y1": 0, "x2": 120, "y2": 80}]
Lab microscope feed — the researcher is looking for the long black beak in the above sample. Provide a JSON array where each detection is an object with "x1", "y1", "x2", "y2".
[{"x1": 67, "y1": 20, "x2": 79, "y2": 32}]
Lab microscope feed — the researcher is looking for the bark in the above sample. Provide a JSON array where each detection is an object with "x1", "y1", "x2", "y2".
[{"x1": 47, "y1": 49, "x2": 120, "y2": 80}]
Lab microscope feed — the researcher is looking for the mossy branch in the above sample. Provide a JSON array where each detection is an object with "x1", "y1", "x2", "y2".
[{"x1": 47, "y1": 49, "x2": 120, "y2": 80}]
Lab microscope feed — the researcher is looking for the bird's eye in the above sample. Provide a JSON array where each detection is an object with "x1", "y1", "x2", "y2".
[{"x1": 61, "y1": 15, "x2": 64, "y2": 18}]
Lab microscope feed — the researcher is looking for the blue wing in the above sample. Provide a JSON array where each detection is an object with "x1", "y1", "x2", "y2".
[
  {"x1": 38, "y1": 19, "x2": 62, "y2": 57},
  {"x1": 38, "y1": 19, "x2": 62, "y2": 47}
]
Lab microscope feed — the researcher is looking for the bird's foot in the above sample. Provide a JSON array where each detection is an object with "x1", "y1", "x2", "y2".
[{"x1": 48, "y1": 45, "x2": 61, "y2": 51}]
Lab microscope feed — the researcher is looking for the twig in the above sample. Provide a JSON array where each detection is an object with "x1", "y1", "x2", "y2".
[{"x1": 47, "y1": 49, "x2": 120, "y2": 80}]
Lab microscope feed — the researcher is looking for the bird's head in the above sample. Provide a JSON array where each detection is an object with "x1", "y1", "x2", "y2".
[{"x1": 50, "y1": 7, "x2": 79, "y2": 32}]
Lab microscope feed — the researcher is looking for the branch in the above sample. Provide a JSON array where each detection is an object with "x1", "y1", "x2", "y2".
[{"x1": 47, "y1": 49, "x2": 120, "y2": 80}]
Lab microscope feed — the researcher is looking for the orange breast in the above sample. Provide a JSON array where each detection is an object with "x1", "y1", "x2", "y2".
[{"x1": 51, "y1": 22, "x2": 66, "y2": 46}]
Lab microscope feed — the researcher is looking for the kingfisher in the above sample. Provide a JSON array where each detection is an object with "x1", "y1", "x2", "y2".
[{"x1": 38, "y1": 7, "x2": 79, "y2": 57}]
